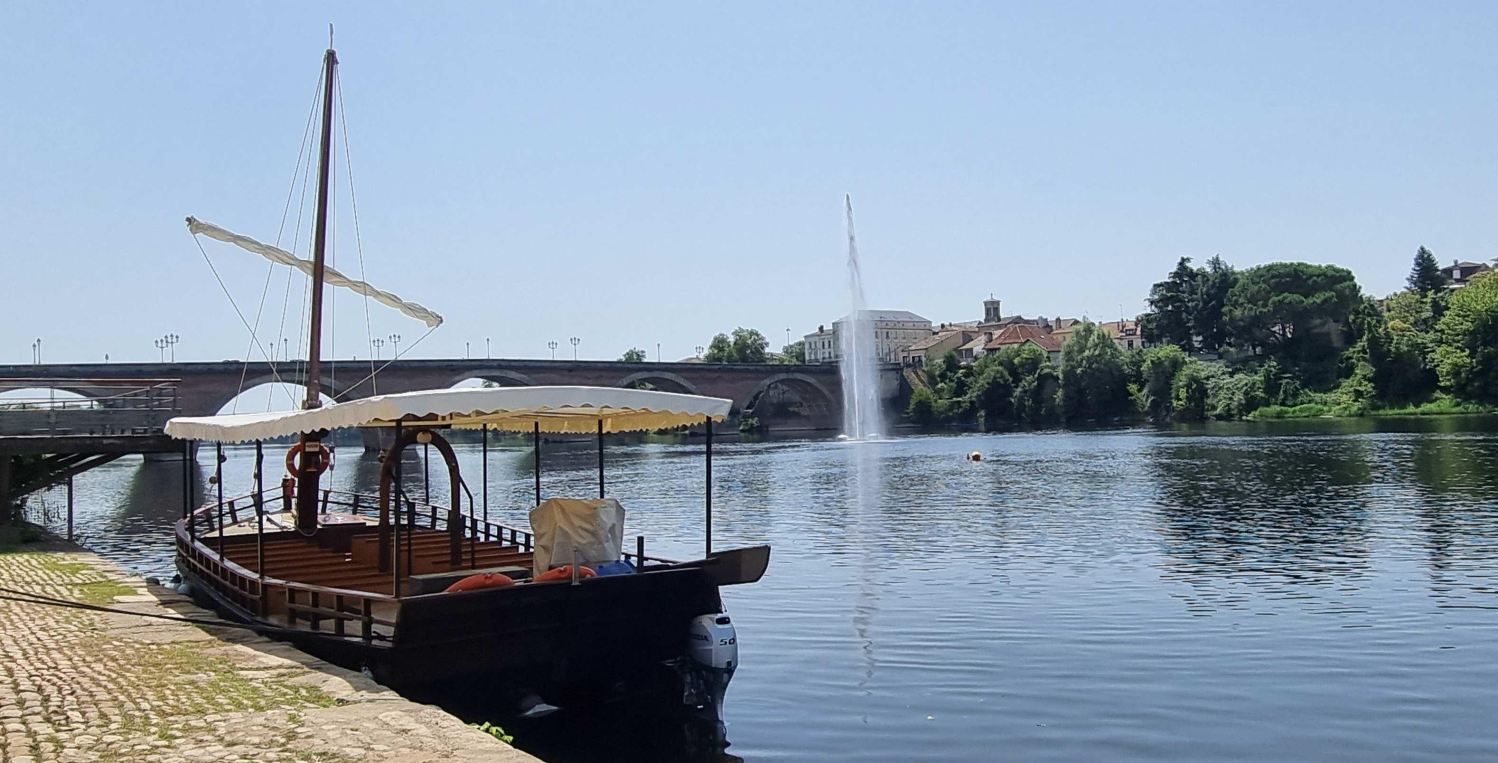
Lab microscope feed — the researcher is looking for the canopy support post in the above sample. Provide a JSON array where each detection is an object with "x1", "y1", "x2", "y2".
[
  {"x1": 215, "y1": 443, "x2": 224, "y2": 561},
  {"x1": 704, "y1": 416, "x2": 712, "y2": 557},
  {"x1": 481, "y1": 424, "x2": 489, "y2": 525},
  {"x1": 423, "y1": 442, "x2": 430, "y2": 506},
  {"x1": 393, "y1": 421, "x2": 402, "y2": 598},
  {"x1": 182, "y1": 441, "x2": 192, "y2": 539},
  {"x1": 597, "y1": 419, "x2": 605, "y2": 498},
  {"x1": 254, "y1": 441, "x2": 266, "y2": 616},
  {"x1": 533, "y1": 422, "x2": 541, "y2": 506}
]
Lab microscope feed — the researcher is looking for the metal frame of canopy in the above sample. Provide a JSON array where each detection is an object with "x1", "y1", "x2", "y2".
[{"x1": 170, "y1": 386, "x2": 728, "y2": 598}]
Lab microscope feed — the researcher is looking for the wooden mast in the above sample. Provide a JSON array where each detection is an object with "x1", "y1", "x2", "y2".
[{"x1": 296, "y1": 40, "x2": 338, "y2": 533}]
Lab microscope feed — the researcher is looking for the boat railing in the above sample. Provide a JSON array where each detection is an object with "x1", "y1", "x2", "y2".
[
  {"x1": 179, "y1": 490, "x2": 398, "y2": 645},
  {"x1": 179, "y1": 484, "x2": 680, "y2": 640}
]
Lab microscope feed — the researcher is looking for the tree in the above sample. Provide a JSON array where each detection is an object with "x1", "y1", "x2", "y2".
[
  {"x1": 1059, "y1": 321, "x2": 1132, "y2": 422},
  {"x1": 906, "y1": 387, "x2": 940, "y2": 429},
  {"x1": 730, "y1": 328, "x2": 769, "y2": 364},
  {"x1": 703, "y1": 333, "x2": 734, "y2": 363},
  {"x1": 1171, "y1": 359, "x2": 1225, "y2": 421},
  {"x1": 1408, "y1": 246, "x2": 1448, "y2": 294},
  {"x1": 1193, "y1": 255, "x2": 1237, "y2": 352},
  {"x1": 619, "y1": 347, "x2": 647, "y2": 362},
  {"x1": 1435, "y1": 271, "x2": 1498, "y2": 403},
  {"x1": 1139, "y1": 345, "x2": 1188, "y2": 421},
  {"x1": 1141, "y1": 257, "x2": 1202, "y2": 350},
  {"x1": 1224, "y1": 262, "x2": 1362, "y2": 386},
  {"x1": 779, "y1": 340, "x2": 806, "y2": 364}
]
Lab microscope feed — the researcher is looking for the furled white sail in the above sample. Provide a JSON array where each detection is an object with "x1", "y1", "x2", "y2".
[{"x1": 186, "y1": 216, "x2": 443, "y2": 328}]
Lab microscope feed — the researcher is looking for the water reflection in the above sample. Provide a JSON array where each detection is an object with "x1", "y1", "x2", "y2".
[{"x1": 34, "y1": 417, "x2": 1498, "y2": 762}]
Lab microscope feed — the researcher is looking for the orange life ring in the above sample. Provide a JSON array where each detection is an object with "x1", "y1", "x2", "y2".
[
  {"x1": 285, "y1": 442, "x2": 332, "y2": 478},
  {"x1": 533, "y1": 565, "x2": 596, "y2": 583},
  {"x1": 444, "y1": 572, "x2": 516, "y2": 593}
]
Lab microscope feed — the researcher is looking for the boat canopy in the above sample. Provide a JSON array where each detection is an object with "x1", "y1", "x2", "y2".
[{"x1": 164, "y1": 386, "x2": 733, "y2": 443}]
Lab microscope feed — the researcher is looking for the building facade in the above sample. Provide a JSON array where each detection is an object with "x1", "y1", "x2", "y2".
[{"x1": 803, "y1": 310, "x2": 933, "y2": 364}]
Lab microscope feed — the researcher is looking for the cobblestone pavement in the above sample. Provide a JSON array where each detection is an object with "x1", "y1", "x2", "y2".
[{"x1": 0, "y1": 536, "x2": 537, "y2": 763}]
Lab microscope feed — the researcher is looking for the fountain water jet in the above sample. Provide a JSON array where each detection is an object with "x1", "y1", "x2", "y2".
[{"x1": 839, "y1": 194, "x2": 885, "y2": 441}]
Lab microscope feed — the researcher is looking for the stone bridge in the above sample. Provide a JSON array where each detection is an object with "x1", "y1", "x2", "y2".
[{"x1": 0, "y1": 359, "x2": 902, "y2": 433}]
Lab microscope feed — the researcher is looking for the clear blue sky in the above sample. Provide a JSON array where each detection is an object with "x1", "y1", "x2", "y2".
[{"x1": 4, "y1": 2, "x2": 1495, "y2": 365}]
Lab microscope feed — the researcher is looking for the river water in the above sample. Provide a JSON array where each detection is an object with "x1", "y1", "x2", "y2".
[{"x1": 26, "y1": 416, "x2": 1498, "y2": 762}]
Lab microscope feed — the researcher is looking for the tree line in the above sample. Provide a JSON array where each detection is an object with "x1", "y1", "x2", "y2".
[
  {"x1": 908, "y1": 249, "x2": 1497, "y2": 428},
  {"x1": 620, "y1": 328, "x2": 805, "y2": 364}
]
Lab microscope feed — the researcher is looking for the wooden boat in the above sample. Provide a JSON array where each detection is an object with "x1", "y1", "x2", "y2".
[{"x1": 167, "y1": 38, "x2": 768, "y2": 711}]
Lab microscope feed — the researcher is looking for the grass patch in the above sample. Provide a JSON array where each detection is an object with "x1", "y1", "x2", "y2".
[{"x1": 1251, "y1": 398, "x2": 1497, "y2": 420}]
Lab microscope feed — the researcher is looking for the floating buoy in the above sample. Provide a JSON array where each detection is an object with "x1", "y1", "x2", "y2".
[
  {"x1": 534, "y1": 565, "x2": 596, "y2": 583},
  {"x1": 444, "y1": 572, "x2": 515, "y2": 593}
]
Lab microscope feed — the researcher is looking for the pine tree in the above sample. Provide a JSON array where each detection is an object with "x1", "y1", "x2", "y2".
[{"x1": 1408, "y1": 246, "x2": 1447, "y2": 293}]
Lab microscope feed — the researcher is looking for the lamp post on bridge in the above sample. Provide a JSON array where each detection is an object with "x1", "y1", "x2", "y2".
[
  {"x1": 657, "y1": 342, "x2": 661, "y2": 362},
  {"x1": 465, "y1": 341, "x2": 470, "y2": 359},
  {"x1": 486, "y1": 337, "x2": 490, "y2": 359},
  {"x1": 154, "y1": 337, "x2": 167, "y2": 362},
  {"x1": 371, "y1": 337, "x2": 384, "y2": 359},
  {"x1": 569, "y1": 336, "x2": 580, "y2": 360},
  {"x1": 389, "y1": 334, "x2": 402, "y2": 361},
  {"x1": 164, "y1": 334, "x2": 180, "y2": 362},
  {"x1": 695, "y1": 345, "x2": 704, "y2": 359},
  {"x1": 31, "y1": 338, "x2": 41, "y2": 365},
  {"x1": 547, "y1": 340, "x2": 558, "y2": 359}
]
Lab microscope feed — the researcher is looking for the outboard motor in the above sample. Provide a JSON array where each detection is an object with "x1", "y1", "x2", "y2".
[{"x1": 682, "y1": 613, "x2": 737, "y2": 721}]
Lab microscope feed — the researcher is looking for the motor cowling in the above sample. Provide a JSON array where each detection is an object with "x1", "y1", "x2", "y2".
[
  {"x1": 682, "y1": 613, "x2": 737, "y2": 723},
  {"x1": 687, "y1": 614, "x2": 738, "y2": 673}
]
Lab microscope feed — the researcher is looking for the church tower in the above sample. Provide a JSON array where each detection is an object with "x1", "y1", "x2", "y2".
[{"x1": 983, "y1": 294, "x2": 1003, "y2": 324}]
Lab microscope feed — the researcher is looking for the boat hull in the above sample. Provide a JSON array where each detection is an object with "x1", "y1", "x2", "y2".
[{"x1": 178, "y1": 559, "x2": 724, "y2": 703}]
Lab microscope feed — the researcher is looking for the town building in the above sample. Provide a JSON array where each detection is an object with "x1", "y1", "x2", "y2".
[
  {"x1": 899, "y1": 329, "x2": 973, "y2": 367},
  {"x1": 803, "y1": 310, "x2": 933, "y2": 364},
  {"x1": 1442, "y1": 259, "x2": 1493, "y2": 288},
  {"x1": 983, "y1": 323, "x2": 1064, "y2": 365},
  {"x1": 1098, "y1": 319, "x2": 1149, "y2": 352}
]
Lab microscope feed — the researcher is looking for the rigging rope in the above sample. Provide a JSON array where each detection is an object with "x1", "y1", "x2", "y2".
[
  {"x1": 329, "y1": 324, "x2": 439, "y2": 401},
  {"x1": 235, "y1": 67, "x2": 323, "y2": 413},
  {"x1": 336, "y1": 68, "x2": 379, "y2": 396},
  {"x1": 191, "y1": 234, "x2": 293, "y2": 379}
]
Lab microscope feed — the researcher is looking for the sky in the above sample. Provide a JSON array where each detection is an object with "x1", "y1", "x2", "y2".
[{"x1": 3, "y1": 2, "x2": 1496, "y2": 366}]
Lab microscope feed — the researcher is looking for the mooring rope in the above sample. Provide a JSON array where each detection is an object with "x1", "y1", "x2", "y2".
[{"x1": 0, "y1": 583, "x2": 388, "y2": 641}]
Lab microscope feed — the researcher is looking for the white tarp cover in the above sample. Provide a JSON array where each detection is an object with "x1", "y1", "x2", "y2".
[
  {"x1": 529, "y1": 497, "x2": 625, "y2": 571},
  {"x1": 187, "y1": 216, "x2": 443, "y2": 328},
  {"x1": 164, "y1": 385, "x2": 733, "y2": 442}
]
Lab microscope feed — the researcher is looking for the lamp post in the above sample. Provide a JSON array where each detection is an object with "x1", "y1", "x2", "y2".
[
  {"x1": 547, "y1": 340, "x2": 558, "y2": 359},
  {"x1": 657, "y1": 342, "x2": 661, "y2": 362},
  {"x1": 465, "y1": 341, "x2": 470, "y2": 359},
  {"x1": 282, "y1": 337, "x2": 289, "y2": 361},
  {"x1": 371, "y1": 337, "x2": 384, "y2": 359},
  {"x1": 786, "y1": 328, "x2": 791, "y2": 348},
  {"x1": 154, "y1": 337, "x2": 167, "y2": 362},
  {"x1": 164, "y1": 333, "x2": 180, "y2": 362},
  {"x1": 695, "y1": 345, "x2": 704, "y2": 359},
  {"x1": 569, "y1": 336, "x2": 580, "y2": 360},
  {"x1": 485, "y1": 337, "x2": 491, "y2": 359},
  {"x1": 389, "y1": 333, "x2": 402, "y2": 360}
]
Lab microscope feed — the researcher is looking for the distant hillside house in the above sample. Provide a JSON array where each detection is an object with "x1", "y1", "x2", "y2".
[
  {"x1": 983, "y1": 323, "x2": 1064, "y2": 365},
  {"x1": 1098, "y1": 319, "x2": 1150, "y2": 352},
  {"x1": 803, "y1": 310, "x2": 933, "y2": 364},
  {"x1": 1442, "y1": 259, "x2": 1493, "y2": 288},
  {"x1": 900, "y1": 328, "x2": 973, "y2": 367}
]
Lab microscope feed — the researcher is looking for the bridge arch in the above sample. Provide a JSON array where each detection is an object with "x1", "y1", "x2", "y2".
[
  {"x1": 211, "y1": 370, "x2": 353, "y2": 416},
  {"x1": 447, "y1": 369, "x2": 539, "y2": 388},
  {"x1": 614, "y1": 370, "x2": 701, "y2": 395},
  {"x1": 737, "y1": 372, "x2": 838, "y2": 427}
]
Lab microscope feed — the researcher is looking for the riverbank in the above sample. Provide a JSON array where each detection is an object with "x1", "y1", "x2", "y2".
[
  {"x1": 0, "y1": 525, "x2": 537, "y2": 763},
  {"x1": 1249, "y1": 398, "x2": 1498, "y2": 420}
]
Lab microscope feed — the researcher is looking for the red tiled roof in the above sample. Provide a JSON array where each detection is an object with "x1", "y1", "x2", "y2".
[{"x1": 983, "y1": 323, "x2": 1061, "y2": 352}]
